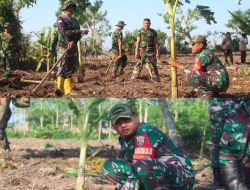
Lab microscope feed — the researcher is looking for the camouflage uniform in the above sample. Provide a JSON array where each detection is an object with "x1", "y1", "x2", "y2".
[
  {"x1": 0, "y1": 98, "x2": 12, "y2": 150},
  {"x1": 131, "y1": 28, "x2": 159, "y2": 81},
  {"x1": 185, "y1": 49, "x2": 229, "y2": 98},
  {"x1": 56, "y1": 15, "x2": 81, "y2": 78},
  {"x1": 0, "y1": 30, "x2": 15, "y2": 77},
  {"x1": 111, "y1": 29, "x2": 127, "y2": 77},
  {"x1": 0, "y1": 98, "x2": 30, "y2": 151},
  {"x1": 103, "y1": 123, "x2": 195, "y2": 190},
  {"x1": 209, "y1": 98, "x2": 250, "y2": 189}
]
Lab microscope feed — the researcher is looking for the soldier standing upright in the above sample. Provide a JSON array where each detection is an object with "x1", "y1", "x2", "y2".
[
  {"x1": 56, "y1": 1, "x2": 88, "y2": 96},
  {"x1": 111, "y1": 21, "x2": 127, "y2": 78},
  {"x1": 222, "y1": 32, "x2": 234, "y2": 65},
  {"x1": 131, "y1": 18, "x2": 160, "y2": 81},
  {"x1": 209, "y1": 98, "x2": 250, "y2": 190},
  {"x1": 102, "y1": 103, "x2": 195, "y2": 190},
  {"x1": 0, "y1": 22, "x2": 16, "y2": 77},
  {"x1": 239, "y1": 33, "x2": 248, "y2": 64}
]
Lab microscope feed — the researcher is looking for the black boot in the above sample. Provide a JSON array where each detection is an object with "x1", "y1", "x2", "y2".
[
  {"x1": 213, "y1": 167, "x2": 224, "y2": 187},
  {"x1": 244, "y1": 167, "x2": 250, "y2": 188},
  {"x1": 0, "y1": 129, "x2": 10, "y2": 151},
  {"x1": 221, "y1": 162, "x2": 248, "y2": 190}
]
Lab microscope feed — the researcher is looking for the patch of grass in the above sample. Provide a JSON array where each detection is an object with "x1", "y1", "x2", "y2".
[{"x1": 64, "y1": 167, "x2": 78, "y2": 177}]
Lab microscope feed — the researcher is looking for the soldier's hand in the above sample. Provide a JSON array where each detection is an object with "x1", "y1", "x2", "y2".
[
  {"x1": 68, "y1": 41, "x2": 74, "y2": 49},
  {"x1": 81, "y1": 29, "x2": 89, "y2": 35},
  {"x1": 156, "y1": 52, "x2": 160, "y2": 59},
  {"x1": 170, "y1": 60, "x2": 184, "y2": 69},
  {"x1": 242, "y1": 155, "x2": 250, "y2": 168},
  {"x1": 135, "y1": 53, "x2": 140, "y2": 59}
]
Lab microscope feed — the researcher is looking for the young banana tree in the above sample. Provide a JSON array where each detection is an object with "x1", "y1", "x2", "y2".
[
  {"x1": 68, "y1": 98, "x2": 105, "y2": 190},
  {"x1": 164, "y1": 0, "x2": 190, "y2": 98}
]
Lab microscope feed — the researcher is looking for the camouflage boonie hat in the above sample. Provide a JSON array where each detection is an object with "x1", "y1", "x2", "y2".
[
  {"x1": 3, "y1": 22, "x2": 10, "y2": 28},
  {"x1": 191, "y1": 35, "x2": 207, "y2": 44},
  {"x1": 109, "y1": 104, "x2": 134, "y2": 126},
  {"x1": 116, "y1": 21, "x2": 126, "y2": 26},
  {"x1": 63, "y1": 0, "x2": 77, "y2": 11}
]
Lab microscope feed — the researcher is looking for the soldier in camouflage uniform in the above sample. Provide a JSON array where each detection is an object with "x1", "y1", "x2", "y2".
[
  {"x1": 0, "y1": 98, "x2": 30, "y2": 151},
  {"x1": 56, "y1": 1, "x2": 88, "y2": 96},
  {"x1": 102, "y1": 104, "x2": 195, "y2": 190},
  {"x1": 171, "y1": 35, "x2": 229, "y2": 98},
  {"x1": 111, "y1": 21, "x2": 127, "y2": 78},
  {"x1": 209, "y1": 98, "x2": 250, "y2": 190},
  {"x1": 0, "y1": 22, "x2": 16, "y2": 77},
  {"x1": 131, "y1": 18, "x2": 160, "y2": 82}
]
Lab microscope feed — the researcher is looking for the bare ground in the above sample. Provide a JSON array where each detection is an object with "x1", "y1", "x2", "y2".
[
  {"x1": 0, "y1": 138, "x2": 221, "y2": 190},
  {"x1": 0, "y1": 52, "x2": 249, "y2": 98}
]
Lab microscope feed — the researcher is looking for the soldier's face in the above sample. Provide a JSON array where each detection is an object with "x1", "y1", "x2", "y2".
[
  {"x1": 114, "y1": 116, "x2": 140, "y2": 137},
  {"x1": 192, "y1": 43, "x2": 204, "y2": 54},
  {"x1": 65, "y1": 6, "x2": 75, "y2": 16},
  {"x1": 143, "y1": 21, "x2": 151, "y2": 29},
  {"x1": 4, "y1": 27, "x2": 10, "y2": 32}
]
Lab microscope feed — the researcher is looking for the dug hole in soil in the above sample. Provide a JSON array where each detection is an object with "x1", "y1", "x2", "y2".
[
  {"x1": 0, "y1": 52, "x2": 250, "y2": 98},
  {"x1": 0, "y1": 138, "x2": 220, "y2": 190}
]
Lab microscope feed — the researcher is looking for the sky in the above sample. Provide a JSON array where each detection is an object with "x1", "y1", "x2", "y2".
[{"x1": 19, "y1": 0, "x2": 250, "y2": 49}]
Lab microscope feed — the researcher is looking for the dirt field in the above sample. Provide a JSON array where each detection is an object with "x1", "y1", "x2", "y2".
[
  {"x1": 0, "y1": 52, "x2": 249, "y2": 98},
  {"x1": 0, "y1": 138, "x2": 221, "y2": 190}
]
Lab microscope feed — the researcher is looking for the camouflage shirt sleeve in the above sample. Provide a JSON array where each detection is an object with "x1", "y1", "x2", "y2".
[
  {"x1": 117, "y1": 30, "x2": 123, "y2": 40},
  {"x1": 136, "y1": 29, "x2": 141, "y2": 39},
  {"x1": 57, "y1": 16, "x2": 81, "y2": 41}
]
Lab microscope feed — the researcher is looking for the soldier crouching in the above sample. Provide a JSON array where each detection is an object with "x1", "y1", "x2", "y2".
[{"x1": 102, "y1": 104, "x2": 195, "y2": 190}]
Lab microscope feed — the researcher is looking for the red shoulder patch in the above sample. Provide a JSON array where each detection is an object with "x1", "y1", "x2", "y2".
[
  {"x1": 133, "y1": 133, "x2": 156, "y2": 160},
  {"x1": 194, "y1": 56, "x2": 203, "y2": 71}
]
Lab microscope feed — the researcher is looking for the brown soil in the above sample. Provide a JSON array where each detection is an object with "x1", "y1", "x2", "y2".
[
  {"x1": 0, "y1": 52, "x2": 250, "y2": 98},
  {"x1": 0, "y1": 138, "x2": 219, "y2": 190}
]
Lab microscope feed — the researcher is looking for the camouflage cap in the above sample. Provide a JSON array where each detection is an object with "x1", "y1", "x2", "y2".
[
  {"x1": 3, "y1": 22, "x2": 10, "y2": 28},
  {"x1": 63, "y1": 0, "x2": 77, "y2": 11},
  {"x1": 191, "y1": 35, "x2": 207, "y2": 44},
  {"x1": 116, "y1": 21, "x2": 126, "y2": 26},
  {"x1": 109, "y1": 104, "x2": 134, "y2": 127}
]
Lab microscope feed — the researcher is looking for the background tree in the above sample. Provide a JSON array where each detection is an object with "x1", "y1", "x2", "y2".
[
  {"x1": 227, "y1": 9, "x2": 250, "y2": 35},
  {"x1": 160, "y1": 6, "x2": 216, "y2": 42},
  {"x1": 82, "y1": 0, "x2": 111, "y2": 55}
]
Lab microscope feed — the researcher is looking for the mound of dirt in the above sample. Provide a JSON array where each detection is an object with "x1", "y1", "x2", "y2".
[{"x1": 1, "y1": 53, "x2": 249, "y2": 98}]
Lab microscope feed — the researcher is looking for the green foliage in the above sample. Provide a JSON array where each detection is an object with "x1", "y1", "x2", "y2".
[
  {"x1": 123, "y1": 30, "x2": 137, "y2": 55},
  {"x1": 0, "y1": 0, "x2": 37, "y2": 63},
  {"x1": 7, "y1": 126, "x2": 81, "y2": 140},
  {"x1": 123, "y1": 29, "x2": 168, "y2": 55},
  {"x1": 167, "y1": 32, "x2": 191, "y2": 54},
  {"x1": 227, "y1": 9, "x2": 250, "y2": 35}
]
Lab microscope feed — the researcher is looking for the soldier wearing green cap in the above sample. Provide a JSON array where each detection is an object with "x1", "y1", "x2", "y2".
[
  {"x1": 171, "y1": 35, "x2": 229, "y2": 98},
  {"x1": 131, "y1": 18, "x2": 160, "y2": 82},
  {"x1": 102, "y1": 103, "x2": 195, "y2": 190},
  {"x1": 111, "y1": 21, "x2": 127, "y2": 78},
  {"x1": 0, "y1": 22, "x2": 16, "y2": 77},
  {"x1": 56, "y1": 0, "x2": 89, "y2": 96}
]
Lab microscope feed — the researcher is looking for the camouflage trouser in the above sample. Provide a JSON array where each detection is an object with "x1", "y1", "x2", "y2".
[
  {"x1": 223, "y1": 49, "x2": 234, "y2": 64},
  {"x1": 0, "y1": 99, "x2": 11, "y2": 150},
  {"x1": 209, "y1": 99, "x2": 250, "y2": 167},
  {"x1": 1, "y1": 51, "x2": 13, "y2": 76},
  {"x1": 187, "y1": 70, "x2": 229, "y2": 98},
  {"x1": 57, "y1": 46, "x2": 78, "y2": 78},
  {"x1": 102, "y1": 159, "x2": 195, "y2": 190},
  {"x1": 112, "y1": 52, "x2": 128, "y2": 76},
  {"x1": 131, "y1": 51, "x2": 159, "y2": 80}
]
